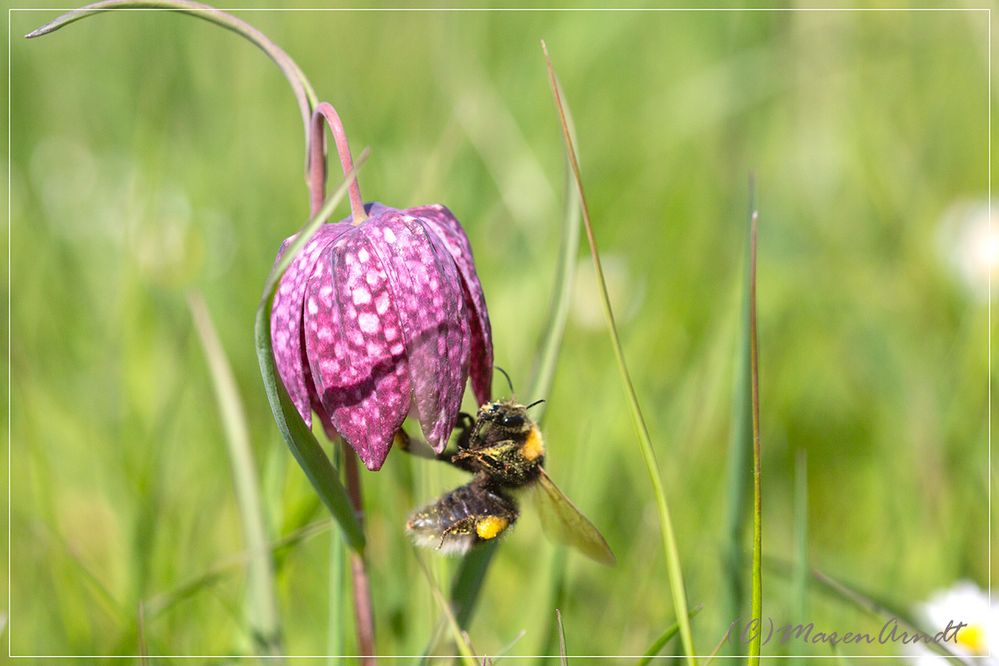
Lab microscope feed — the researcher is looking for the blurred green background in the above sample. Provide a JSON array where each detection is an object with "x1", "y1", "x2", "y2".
[{"x1": 5, "y1": 2, "x2": 994, "y2": 660}]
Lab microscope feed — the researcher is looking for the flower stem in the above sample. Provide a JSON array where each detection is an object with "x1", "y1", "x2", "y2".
[
  {"x1": 342, "y1": 445, "x2": 375, "y2": 665},
  {"x1": 309, "y1": 102, "x2": 367, "y2": 222}
]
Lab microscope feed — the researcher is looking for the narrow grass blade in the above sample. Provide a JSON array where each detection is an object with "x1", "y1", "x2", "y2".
[
  {"x1": 144, "y1": 518, "x2": 333, "y2": 618},
  {"x1": 702, "y1": 625, "x2": 732, "y2": 666},
  {"x1": 810, "y1": 569, "x2": 964, "y2": 662},
  {"x1": 255, "y1": 153, "x2": 368, "y2": 553},
  {"x1": 721, "y1": 182, "x2": 756, "y2": 644},
  {"x1": 56, "y1": 534, "x2": 129, "y2": 626},
  {"x1": 791, "y1": 450, "x2": 808, "y2": 665},
  {"x1": 495, "y1": 630, "x2": 527, "y2": 658},
  {"x1": 762, "y1": 557, "x2": 965, "y2": 662},
  {"x1": 25, "y1": 0, "x2": 318, "y2": 153},
  {"x1": 638, "y1": 605, "x2": 703, "y2": 666},
  {"x1": 447, "y1": 90, "x2": 581, "y2": 634},
  {"x1": 748, "y1": 210, "x2": 762, "y2": 666},
  {"x1": 415, "y1": 553, "x2": 479, "y2": 666},
  {"x1": 542, "y1": 40, "x2": 697, "y2": 666},
  {"x1": 189, "y1": 293, "x2": 283, "y2": 658},
  {"x1": 556, "y1": 609, "x2": 568, "y2": 665}
]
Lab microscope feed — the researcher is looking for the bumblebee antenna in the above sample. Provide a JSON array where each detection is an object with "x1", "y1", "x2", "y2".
[
  {"x1": 526, "y1": 399, "x2": 546, "y2": 410},
  {"x1": 495, "y1": 366, "x2": 515, "y2": 395}
]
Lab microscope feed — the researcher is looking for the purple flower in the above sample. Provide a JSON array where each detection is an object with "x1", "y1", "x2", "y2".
[{"x1": 270, "y1": 202, "x2": 493, "y2": 471}]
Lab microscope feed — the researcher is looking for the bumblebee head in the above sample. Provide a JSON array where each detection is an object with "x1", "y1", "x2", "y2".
[
  {"x1": 456, "y1": 400, "x2": 545, "y2": 485},
  {"x1": 478, "y1": 400, "x2": 531, "y2": 430}
]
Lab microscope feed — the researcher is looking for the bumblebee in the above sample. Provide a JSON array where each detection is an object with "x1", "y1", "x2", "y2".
[{"x1": 402, "y1": 399, "x2": 615, "y2": 565}]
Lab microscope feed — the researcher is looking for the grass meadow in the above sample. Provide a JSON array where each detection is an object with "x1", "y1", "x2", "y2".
[{"x1": 5, "y1": 2, "x2": 993, "y2": 662}]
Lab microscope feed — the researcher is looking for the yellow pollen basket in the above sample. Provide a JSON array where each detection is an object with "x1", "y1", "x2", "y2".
[
  {"x1": 956, "y1": 624, "x2": 987, "y2": 654},
  {"x1": 521, "y1": 426, "x2": 545, "y2": 461},
  {"x1": 475, "y1": 516, "x2": 509, "y2": 540}
]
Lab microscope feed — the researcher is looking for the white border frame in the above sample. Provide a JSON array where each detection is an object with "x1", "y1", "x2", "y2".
[{"x1": 5, "y1": 5, "x2": 993, "y2": 661}]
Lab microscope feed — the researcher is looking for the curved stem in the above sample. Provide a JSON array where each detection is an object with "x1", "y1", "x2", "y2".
[
  {"x1": 26, "y1": 0, "x2": 318, "y2": 170},
  {"x1": 310, "y1": 102, "x2": 367, "y2": 222}
]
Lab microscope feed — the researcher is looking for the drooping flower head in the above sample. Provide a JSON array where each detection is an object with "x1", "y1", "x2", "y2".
[{"x1": 270, "y1": 201, "x2": 493, "y2": 471}]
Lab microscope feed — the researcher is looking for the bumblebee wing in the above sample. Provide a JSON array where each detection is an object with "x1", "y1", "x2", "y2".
[{"x1": 530, "y1": 468, "x2": 616, "y2": 566}]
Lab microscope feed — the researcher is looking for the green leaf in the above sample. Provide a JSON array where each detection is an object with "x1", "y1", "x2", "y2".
[
  {"x1": 255, "y1": 302, "x2": 363, "y2": 553},
  {"x1": 449, "y1": 540, "x2": 498, "y2": 629},
  {"x1": 254, "y1": 156, "x2": 368, "y2": 553}
]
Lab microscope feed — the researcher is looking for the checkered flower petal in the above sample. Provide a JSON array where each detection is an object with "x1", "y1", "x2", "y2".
[
  {"x1": 409, "y1": 203, "x2": 493, "y2": 405},
  {"x1": 302, "y1": 232, "x2": 413, "y2": 470},
  {"x1": 269, "y1": 202, "x2": 490, "y2": 471},
  {"x1": 270, "y1": 224, "x2": 352, "y2": 427}
]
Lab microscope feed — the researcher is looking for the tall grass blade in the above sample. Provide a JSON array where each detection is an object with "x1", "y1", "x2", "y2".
[
  {"x1": 446, "y1": 78, "x2": 581, "y2": 637},
  {"x1": 638, "y1": 605, "x2": 703, "y2": 666},
  {"x1": 556, "y1": 609, "x2": 568, "y2": 665},
  {"x1": 189, "y1": 293, "x2": 283, "y2": 658},
  {"x1": 762, "y1": 557, "x2": 965, "y2": 662},
  {"x1": 495, "y1": 630, "x2": 527, "y2": 658},
  {"x1": 702, "y1": 624, "x2": 732, "y2": 666},
  {"x1": 542, "y1": 40, "x2": 696, "y2": 666},
  {"x1": 791, "y1": 450, "x2": 808, "y2": 665},
  {"x1": 748, "y1": 210, "x2": 762, "y2": 666},
  {"x1": 721, "y1": 181, "x2": 756, "y2": 645},
  {"x1": 144, "y1": 518, "x2": 333, "y2": 618},
  {"x1": 255, "y1": 153, "x2": 368, "y2": 553},
  {"x1": 809, "y1": 569, "x2": 962, "y2": 662},
  {"x1": 416, "y1": 554, "x2": 479, "y2": 666}
]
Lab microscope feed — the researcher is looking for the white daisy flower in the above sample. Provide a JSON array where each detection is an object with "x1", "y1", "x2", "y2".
[
  {"x1": 937, "y1": 199, "x2": 997, "y2": 301},
  {"x1": 911, "y1": 580, "x2": 998, "y2": 664}
]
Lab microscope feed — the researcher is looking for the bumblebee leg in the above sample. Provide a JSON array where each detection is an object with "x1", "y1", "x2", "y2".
[
  {"x1": 395, "y1": 420, "x2": 482, "y2": 473},
  {"x1": 436, "y1": 516, "x2": 478, "y2": 550},
  {"x1": 434, "y1": 508, "x2": 512, "y2": 548},
  {"x1": 394, "y1": 425, "x2": 462, "y2": 464},
  {"x1": 454, "y1": 412, "x2": 475, "y2": 450}
]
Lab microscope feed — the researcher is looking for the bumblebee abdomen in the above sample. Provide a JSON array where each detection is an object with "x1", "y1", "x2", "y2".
[{"x1": 406, "y1": 479, "x2": 518, "y2": 555}]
